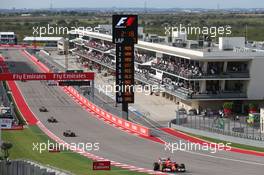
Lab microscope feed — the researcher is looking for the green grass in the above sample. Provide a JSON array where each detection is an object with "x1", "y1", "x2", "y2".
[
  {"x1": 180, "y1": 130, "x2": 264, "y2": 153},
  {"x1": 2, "y1": 126, "x2": 147, "y2": 175}
]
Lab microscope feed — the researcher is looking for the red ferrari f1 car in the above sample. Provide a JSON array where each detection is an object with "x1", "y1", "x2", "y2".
[{"x1": 153, "y1": 158, "x2": 186, "y2": 172}]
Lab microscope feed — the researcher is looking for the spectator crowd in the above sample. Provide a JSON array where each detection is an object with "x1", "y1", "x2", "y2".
[
  {"x1": 84, "y1": 40, "x2": 114, "y2": 51},
  {"x1": 152, "y1": 57, "x2": 203, "y2": 78},
  {"x1": 135, "y1": 51, "x2": 155, "y2": 63}
]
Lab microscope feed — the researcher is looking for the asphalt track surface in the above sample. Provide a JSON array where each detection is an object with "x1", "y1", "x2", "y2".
[{"x1": 2, "y1": 49, "x2": 264, "y2": 175}]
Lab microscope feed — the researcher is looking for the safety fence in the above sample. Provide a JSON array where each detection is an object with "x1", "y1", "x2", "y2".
[
  {"x1": 173, "y1": 113, "x2": 264, "y2": 141},
  {"x1": 0, "y1": 159, "x2": 72, "y2": 175}
]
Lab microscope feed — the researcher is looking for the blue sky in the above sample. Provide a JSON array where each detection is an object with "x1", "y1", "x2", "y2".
[{"x1": 1, "y1": 0, "x2": 264, "y2": 9}]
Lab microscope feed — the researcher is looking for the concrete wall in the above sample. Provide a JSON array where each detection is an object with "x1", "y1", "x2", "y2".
[
  {"x1": 219, "y1": 37, "x2": 245, "y2": 50},
  {"x1": 248, "y1": 56, "x2": 264, "y2": 100}
]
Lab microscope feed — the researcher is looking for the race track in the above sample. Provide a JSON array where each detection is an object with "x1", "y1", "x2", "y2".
[{"x1": 2, "y1": 49, "x2": 264, "y2": 175}]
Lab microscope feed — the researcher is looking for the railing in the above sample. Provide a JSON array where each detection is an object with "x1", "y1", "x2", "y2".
[
  {"x1": 76, "y1": 52, "x2": 115, "y2": 70},
  {"x1": 134, "y1": 74, "x2": 248, "y2": 100},
  {"x1": 172, "y1": 114, "x2": 264, "y2": 142},
  {"x1": 191, "y1": 92, "x2": 248, "y2": 99},
  {"x1": 165, "y1": 86, "x2": 247, "y2": 100},
  {"x1": 152, "y1": 64, "x2": 250, "y2": 80}
]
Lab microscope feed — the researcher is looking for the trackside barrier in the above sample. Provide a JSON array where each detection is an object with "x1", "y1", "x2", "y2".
[
  {"x1": 22, "y1": 50, "x2": 50, "y2": 73},
  {"x1": 1, "y1": 125, "x2": 24, "y2": 130},
  {"x1": 22, "y1": 50, "x2": 151, "y2": 137},
  {"x1": 66, "y1": 86, "x2": 150, "y2": 137}
]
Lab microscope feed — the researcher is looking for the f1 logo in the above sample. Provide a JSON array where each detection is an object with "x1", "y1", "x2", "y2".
[
  {"x1": 116, "y1": 16, "x2": 136, "y2": 28},
  {"x1": 112, "y1": 15, "x2": 138, "y2": 44}
]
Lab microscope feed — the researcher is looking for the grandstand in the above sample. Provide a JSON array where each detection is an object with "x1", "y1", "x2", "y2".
[{"x1": 68, "y1": 30, "x2": 264, "y2": 112}]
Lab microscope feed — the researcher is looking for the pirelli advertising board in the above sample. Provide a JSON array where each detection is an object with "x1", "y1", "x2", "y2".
[{"x1": 113, "y1": 15, "x2": 138, "y2": 104}]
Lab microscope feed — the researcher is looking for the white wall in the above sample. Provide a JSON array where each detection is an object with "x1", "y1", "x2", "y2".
[
  {"x1": 219, "y1": 37, "x2": 245, "y2": 50},
  {"x1": 247, "y1": 57, "x2": 264, "y2": 99}
]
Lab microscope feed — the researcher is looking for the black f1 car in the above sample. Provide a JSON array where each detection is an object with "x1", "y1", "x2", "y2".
[
  {"x1": 39, "y1": 106, "x2": 48, "y2": 112},
  {"x1": 47, "y1": 116, "x2": 58, "y2": 123},
  {"x1": 63, "y1": 130, "x2": 76, "y2": 137},
  {"x1": 153, "y1": 158, "x2": 186, "y2": 172}
]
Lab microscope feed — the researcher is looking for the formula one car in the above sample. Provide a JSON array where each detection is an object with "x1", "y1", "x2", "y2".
[
  {"x1": 63, "y1": 130, "x2": 76, "y2": 137},
  {"x1": 39, "y1": 106, "x2": 48, "y2": 112},
  {"x1": 153, "y1": 158, "x2": 186, "y2": 172},
  {"x1": 47, "y1": 116, "x2": 58, "y2": 123}
]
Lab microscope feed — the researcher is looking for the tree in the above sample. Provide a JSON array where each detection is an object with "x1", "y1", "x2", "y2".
[
  {"x1": 57, "y1": 19, "x2": 67, "y2": 26},
  {"x1": 68, "y1": 19, "x2": 79, "y2": 27},
  {"x1": 1, "y1": 142, "x2": 13, "y2": 160}
]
